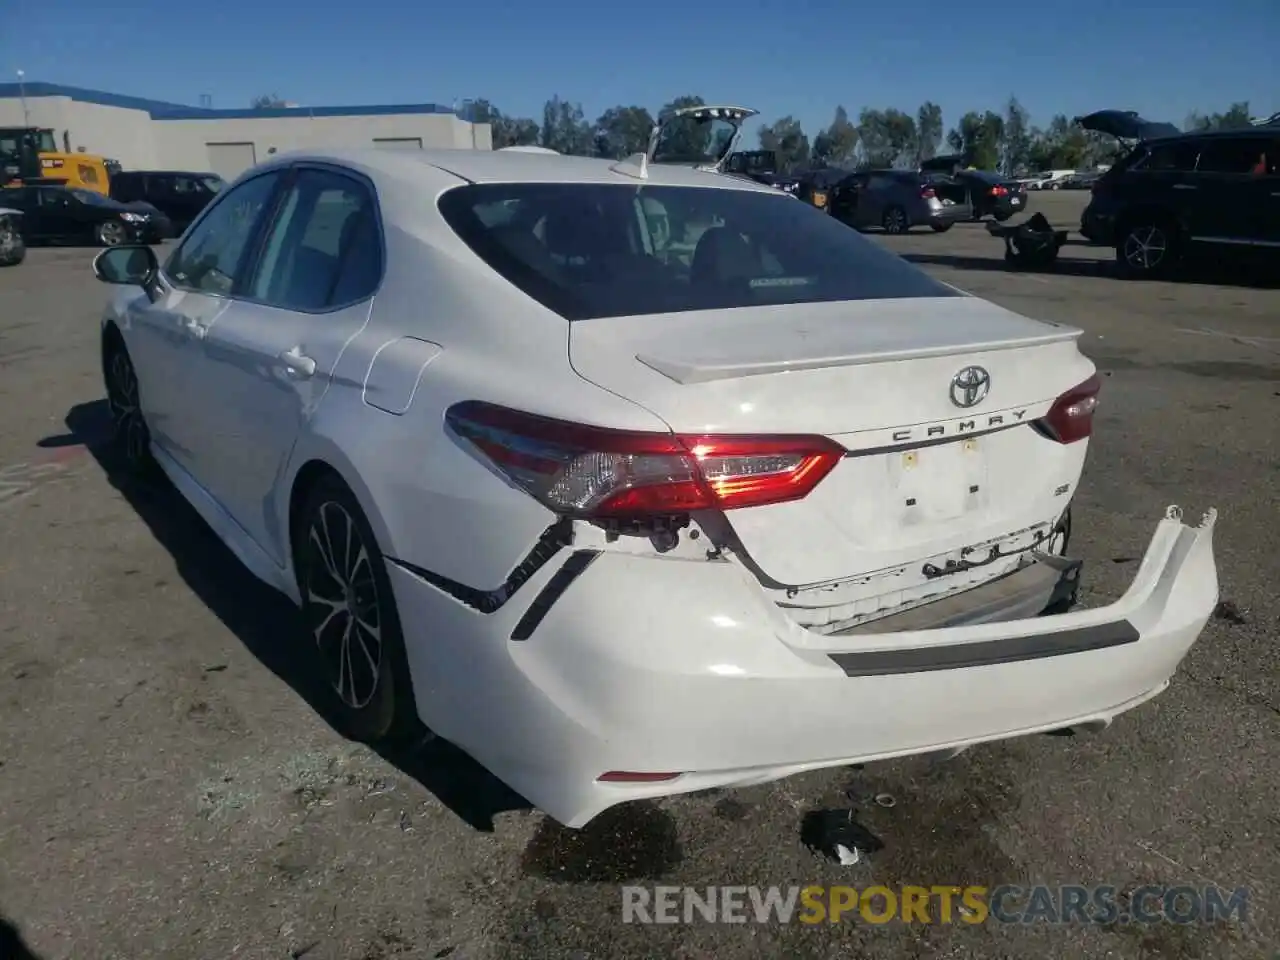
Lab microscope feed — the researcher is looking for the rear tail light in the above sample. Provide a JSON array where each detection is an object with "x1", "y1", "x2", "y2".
[
  {"x1": 991, "y1": 185, "x2": 1009, "y2": 197},
  {"x1": 1039, "y1": 374, "x2": 1102, "y2": 443},
  {"x1": 446, "y1": 401, "x2": 845, "y2": 517},
  {"x1": 920, "y1": 185, "x2": 936, "y2": 199}
]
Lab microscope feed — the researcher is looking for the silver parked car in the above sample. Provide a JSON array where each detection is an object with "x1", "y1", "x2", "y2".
[{"x1": 825, "y1": 169, "x2": 974, "y2": 234}]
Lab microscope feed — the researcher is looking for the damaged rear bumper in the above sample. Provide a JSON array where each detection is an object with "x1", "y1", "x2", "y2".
[{"x1": 388, "y1": 506, "x2": 1218, "y2": 829}]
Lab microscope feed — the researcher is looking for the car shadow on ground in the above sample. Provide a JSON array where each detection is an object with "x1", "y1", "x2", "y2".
[
  {"x1": 0, "y1": 915, "x2": 44, "y2": 960},
  {"x1": 40, "y1": 399, "x2": 532, "y2": 833},
  {"x1": 901, "y1": 250, "x2": 1280, "y2": 289}
]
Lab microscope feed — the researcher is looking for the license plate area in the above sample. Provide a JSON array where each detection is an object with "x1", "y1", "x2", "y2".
[{"x1": 896, "y1": 439, "x2": 989, "y2": 526}]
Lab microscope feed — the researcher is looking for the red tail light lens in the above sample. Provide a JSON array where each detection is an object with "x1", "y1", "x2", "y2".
[
  {"x1": 1040, "y1": 374, "x2": 1102, "y2": 443},
  {"x1": 446, "y1": 401, "x2": 845, "y2": 517},
  {"x1": 920, "y1": 186, "x2": 936, "y2": 199},
  {"x1": 991, "y1": 185, "x2": 1009, "y2": 196}
]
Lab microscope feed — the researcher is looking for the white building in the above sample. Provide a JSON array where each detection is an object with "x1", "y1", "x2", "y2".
[{"x1": 0, "y1": 82, "x2": 492, "y2": 181}]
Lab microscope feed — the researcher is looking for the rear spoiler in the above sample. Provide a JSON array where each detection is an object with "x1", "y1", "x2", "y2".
[{"x1": 611, "y1": 104, "x2": 759, "y2": 181}]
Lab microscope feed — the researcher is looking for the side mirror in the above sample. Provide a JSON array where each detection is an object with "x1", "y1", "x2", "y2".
[{"x1": 93, "y1": 244, "x2": 158, "y2": 287}]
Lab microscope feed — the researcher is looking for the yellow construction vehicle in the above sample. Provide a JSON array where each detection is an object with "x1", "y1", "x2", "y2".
[{"x1": 0, "y1": 127, "x2": 116, "y2": 193}]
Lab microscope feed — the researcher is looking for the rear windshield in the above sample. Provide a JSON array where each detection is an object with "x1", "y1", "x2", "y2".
[{"x1": 438, "y1": 182, "x2": 960, "y2": 321}]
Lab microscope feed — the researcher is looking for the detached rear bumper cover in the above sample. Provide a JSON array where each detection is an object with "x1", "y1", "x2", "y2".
[{"x1": 389, "y1": 506, "x2": 1218, "y2": 828}]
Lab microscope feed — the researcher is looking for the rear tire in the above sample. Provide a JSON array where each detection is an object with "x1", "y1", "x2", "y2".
[
  {"x1": 881, "y1": 206, "x2": 909, "y2": 234},
  {"x1": 97, "y1": 220, "x2": 127, "y2": 247},
  {"x1": 294, "y1": 475, "x2": 421, "y2": 745},
  {"x1": 994, "y1": 211, "x2": 1013, "y2": 223},
  {"x1": 1115, "y1": 218, "x2": 1177, "y2": 278},
  {"x1": 929, "y1": 221, "x2": 954, "y2": 233}
]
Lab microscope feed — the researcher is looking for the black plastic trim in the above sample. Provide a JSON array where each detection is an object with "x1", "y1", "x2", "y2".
[
  {"x1": 510, "y1": 550, "x2": 602, "y2": 641},
  {"x1": 828, "y1": 620, "x2": 1140, "y2": 677},
  {"x1": 385, "y1": 518, "x2": 573, "y2": 613}
]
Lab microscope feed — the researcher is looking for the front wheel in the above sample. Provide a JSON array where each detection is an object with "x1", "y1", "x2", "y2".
[
  {"x1": 103, "y1": 335, "x2": 158, "y2": 476},
  {"x1": 0, "y1": 218, "x2": 24, "y2": 266},
  {"x1": 295, "y1": 475, "x2": 421, "y2": 745}
]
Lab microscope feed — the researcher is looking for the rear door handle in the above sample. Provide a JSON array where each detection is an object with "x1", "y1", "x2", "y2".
[
  {"x1": 183, "y1": 318, "x2": 208, "y2": 340},
  {"x1": 278, "y1": 346, "x2": 317, "y2": 379},
  {"x1": 1172, "y1": 183, "x2": 1197, "y2": 191}
]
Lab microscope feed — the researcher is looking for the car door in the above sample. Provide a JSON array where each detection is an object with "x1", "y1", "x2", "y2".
[
  {"x1": 191, "y1": 164, "x2": 382, "y2": 563},
  {"x1": 830, "y1": 173, "x2": 868, "y2": 225},
  {"x1": 1190, "y1": 136, "x2": 1271, "y2": 245},
  {"x1": 125, "y1": 170, "x2": 286, "y2": 477},
  {"x1": 36, "y1": 188, "x2": 79, "y2": 241}
]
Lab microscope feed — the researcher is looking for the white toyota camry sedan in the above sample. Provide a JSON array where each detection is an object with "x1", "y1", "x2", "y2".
[{"x1": 91, "y1": 109, "x2": 1220, "y2": 829}]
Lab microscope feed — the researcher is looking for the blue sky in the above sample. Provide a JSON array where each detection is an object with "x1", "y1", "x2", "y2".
[{"x1": 3, "y1": 0, "x2": 1276, "y2": 140}]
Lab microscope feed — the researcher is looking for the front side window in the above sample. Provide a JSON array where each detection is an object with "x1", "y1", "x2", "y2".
[
  {"x1": 1196, "y1": 138, "x2": 1269, "y2": 175},
  {"x1": 165, "y1": 171, "x2": 283, "y2": 297},
  {"x1": 247, "y1": 168, "x2": 381, "y2": 311},
  {"x1": 438, "y1": 182, "x2": 960, "y2": 322}
]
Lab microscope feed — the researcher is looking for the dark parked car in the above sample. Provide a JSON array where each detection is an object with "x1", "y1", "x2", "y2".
[
  {"x1": 108, "y1": 170, "x2": 225, "y2": 235},
  {"x1": 1079, "y1": 124, "x2": 1280, "y2": 277},
  {"x1": 948, "y1": 169, "x2": 1028, "y2": 220},
  {"x1": 0, "y1": 185, "x2": 167, "y2": 246},
  {"x1": 824, "y1": 169, "x2": 974, "y2": 233}
]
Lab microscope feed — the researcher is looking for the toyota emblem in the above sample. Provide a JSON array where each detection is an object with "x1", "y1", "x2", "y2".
[{"x1": 949, "y1": 366, "x2": 991, "y2": 408}]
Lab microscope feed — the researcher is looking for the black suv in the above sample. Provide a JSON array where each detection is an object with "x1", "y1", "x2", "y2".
[
  {"x1": 109, "y1": 170, "x2": 225, "y2": 235},
  {"x1": 1081, "y1": 128, "x2": 1280, "y2": 277}
]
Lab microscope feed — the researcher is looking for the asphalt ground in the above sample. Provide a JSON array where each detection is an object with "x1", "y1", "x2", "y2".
[{"x1": 0, "y1": 190, "x2": 1277, "y2": 960}]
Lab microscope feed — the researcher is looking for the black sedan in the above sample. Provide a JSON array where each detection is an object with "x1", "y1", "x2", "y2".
[
  {"x1": 0, "y1": 185, "x2": 169, "y2": 246},
  {"x1": 951, "y1": 169, "x2": 1028, "y2": 221}
]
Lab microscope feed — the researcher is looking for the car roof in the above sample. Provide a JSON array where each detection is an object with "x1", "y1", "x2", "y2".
[
  {"x1": 256, "y1": 147, "x2": 784, "y2": 193},
  {"x1": 1143, "y1": 126, "x2": 1278, "y2": 146},
  {"x1": 118, "y1": 169, "x2": 221, "y2": 177}
]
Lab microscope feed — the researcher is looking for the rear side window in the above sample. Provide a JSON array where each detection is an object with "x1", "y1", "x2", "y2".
[
  {"x1": 438, "y1": 183, "x2": 960, "y2": 321},
  {"x1": 1135, "y1": 141, "x2": 1200, "y2": 172}
]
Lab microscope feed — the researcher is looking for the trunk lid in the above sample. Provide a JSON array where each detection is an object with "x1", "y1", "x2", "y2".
[
  {"x1": 1073, "y1": 110, "x2": 1181, "y2": 142},
  {"x1": 569, "y1": 298, "x2": 1094, "y2": 586}
]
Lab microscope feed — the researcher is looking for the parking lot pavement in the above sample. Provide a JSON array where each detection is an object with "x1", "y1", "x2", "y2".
[{"x1": 0, "y1": 213, "x2": 1276, "y2": 960}]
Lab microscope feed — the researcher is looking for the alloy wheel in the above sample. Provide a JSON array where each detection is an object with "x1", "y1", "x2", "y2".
[
  {"x1": 106, "y1": 349, "x2": 149, "y2": 465},
  {"x1": 883, "y1": 208, "x2": 907, "y2": 234},
  {"x1": 99, "y1": 221, "x2": 127, "y2": 246},
  {"x1": 303, "y1": 501, "x2": 384, "y2": 710},
  {"x1": 1122, "y1": 225, "x2": 1167, "y2": 272},
  {"x1": 0, "y1": 222, "x2": 17, "y2": 258}
]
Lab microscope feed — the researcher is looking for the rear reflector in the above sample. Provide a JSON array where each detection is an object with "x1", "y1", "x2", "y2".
[
  {"x1": 598, "y1": 771, "x2": 683, "y2": 783},
  {"x1": 446, "y1": 401, "x2": 845, "y2": 518},
  {"x1": 1040, "y1": 373, "x2": 1102, "y2": 443}
]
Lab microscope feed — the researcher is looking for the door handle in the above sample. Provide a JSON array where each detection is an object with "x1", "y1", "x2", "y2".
[
  {"x1": 183, "y1": 318, "x2": 208, "y2": 340},
  {"x1": 1271, "y1": 192, "x2": 1280, "y2": 198},
  {"x1": 1172, "y1": 183, "x2": 1197, "y2": 191},
  {"x1": 278, "y1": 346, "x2": 317, "y2": 379}
]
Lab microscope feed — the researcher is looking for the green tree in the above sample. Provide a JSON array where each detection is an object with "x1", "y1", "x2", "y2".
[
  {"x1": 540, "y1": 96, "x2": 593, "y2": 156},
  {"x1": 593, "y1": 105, "x2": 654, "y2": 159},
  {"x1": 469, "y1": 99, "x2": 540, "y2": 149},
  {"x1": 250, "y1": 93, "x2": 288, "y2": 108},
  {"x1": 1000, "y1": 97, "x2": 1033, "y2": 174},
  {"x1": 946, "y1": 111, "x2": 1003, "y2": 169},
  {"x1": 915, "y1": 101, "x2": 944, "y2": 163},
  {"x1": 758, "y1": 116, "x2": 810, "y2": 171},
  {"x1": 810, "y1": 106, "x2": 859, "y2": 167},
  {"x1": 1185, "y1": 101, "x2": 1253, "y2": 131},
  {"x1": 857, "y1": 108, "x2": 918, "y2": 167}
]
